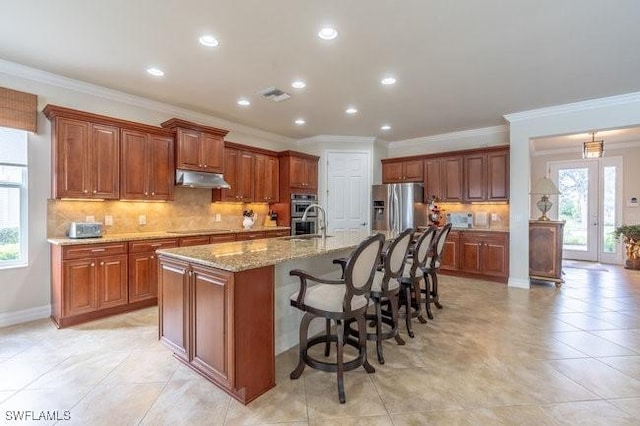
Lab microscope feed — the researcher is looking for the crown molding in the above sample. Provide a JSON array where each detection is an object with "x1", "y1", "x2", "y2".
[
  {"x1": 388, "y1": 125, "x2": 508, "y2": 149},
  {"x1": 532, "y1": 140, "x2": 640, "y2": 157},
  {"x1": 504, "y1": 91, "x2": 640, "y2": 123},
  {"x1": 297, "y1": 135, "x2": 377, "y2": 145},
  {"x1": 0, "y1": 59, "x2": 294, "y2": 145}
]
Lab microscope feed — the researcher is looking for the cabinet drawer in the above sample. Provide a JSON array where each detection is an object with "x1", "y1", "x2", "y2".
[
  {"x1": 210, "y1": 234, "x2": 236, "y2": 244},
  {"x1": 63, "y1": 242, "x2": 127, "y2": 260},
  {"x1": 236, "y1": 232, "x2": 265, "y2": 241},
  {"x1": 129, "y1": 239, "x2": 178, "y2": 253},
  {"x1": 179, "y1": 236, "x2": 211, "y2": 247},
  {"x1": 265, "y1": 230, "x2": 290, "y2": 238}
]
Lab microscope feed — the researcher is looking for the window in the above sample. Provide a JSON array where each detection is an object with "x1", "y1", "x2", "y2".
[{"x1": 0, "y1": 127, "x2": 27, "y2": 268}]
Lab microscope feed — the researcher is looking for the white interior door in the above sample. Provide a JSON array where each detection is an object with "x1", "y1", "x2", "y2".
[
  {"x1": 549, "y1": 157, "x2": 623, "y2": 263},
  {"x1": 326, "y1": 151, "x2": 370, "y2": 233}
]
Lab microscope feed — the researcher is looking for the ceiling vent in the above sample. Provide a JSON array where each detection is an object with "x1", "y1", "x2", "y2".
[{"x1": 258, "y1": 87, "x2": 291, "y2": 102}]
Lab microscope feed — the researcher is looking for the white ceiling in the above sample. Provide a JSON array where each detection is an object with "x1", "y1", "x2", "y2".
[{"x1": 2, "y1": 0, "x2": 640, "y2": 142}]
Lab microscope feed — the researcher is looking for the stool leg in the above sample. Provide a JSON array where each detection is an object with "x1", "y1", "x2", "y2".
[
  {"x1": 415, "y1": 277, "x2": 428, "y2": 324},
  {"x1": 374, "y1": 298, "x2": 384, "y2": 364},
  {"x1": 423, "y1": 272, "x2": 434, "y2": 320},
  {"x1": 324, "y1": 318, "x2": 331, "y2": 356},
  {"x1": 404, "y1": 283, "x2": 415, "y2": 338},
  {"x1": 336, "y1": 319, "x2": 346, "y2": 403},
  {"x1": 290, "y1": 312, "x2": 312, "y2": 380},
  {"x1": 431, "y1": 270, "x2": 443, "y2": 309},
  {"x1": 358, "y1": 313, "x2": 375, "y2": 374},
  {"x1": 390, "y1": 292, "x2": 405, "y2": 345}
]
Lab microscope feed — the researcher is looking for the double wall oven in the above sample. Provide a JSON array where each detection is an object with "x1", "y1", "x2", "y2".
[{"x1": 290, "y1": 194, "x2": 318, "y2": 236}]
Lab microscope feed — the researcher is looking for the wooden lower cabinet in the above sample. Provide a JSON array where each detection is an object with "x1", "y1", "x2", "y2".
[
  {"x1": 439, "y1": 230, "x2": 460, "y2": 271},
  {"x1": 529, "y1": 220, "x2": 565, "y2": 285},
  {"x1": 158, "y1": 256, "x2": 275, "y2": 404},
  {"x1": 438, "y1": 230, "x2": 509, "y2": 282},
  {"x1": 128, "y1": 239, "x2": 178, "y2": 304}
]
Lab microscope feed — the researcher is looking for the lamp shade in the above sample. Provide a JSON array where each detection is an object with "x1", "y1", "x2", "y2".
[{"x1": 530, "y1": 177, "x2": 560, "y2": 195}]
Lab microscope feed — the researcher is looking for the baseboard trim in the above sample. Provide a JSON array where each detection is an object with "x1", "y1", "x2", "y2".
[
  {"x1": 0, "y1": 305, "x2": 51, "y2": 328},
  {"x1": 508, "y1": 277, "x2": 531, "y2": 289}
]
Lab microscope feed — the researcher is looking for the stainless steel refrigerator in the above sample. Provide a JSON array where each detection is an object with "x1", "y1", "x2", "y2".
[{"x1": 371, "y1": 183, "x2": 426, "y2": 232}]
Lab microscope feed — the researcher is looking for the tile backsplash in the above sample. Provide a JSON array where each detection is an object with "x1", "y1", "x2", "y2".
[
  {"x1": 47, "y1": 187, "x2": 271, "y2": 237},
  {"x1": 432, "y1": 203, "x2": 510, "y2": 229}
]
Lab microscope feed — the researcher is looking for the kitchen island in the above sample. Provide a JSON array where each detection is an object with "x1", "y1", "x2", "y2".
[{"x1": 156, "y1": 230, "x2": 390, "y2": 404}]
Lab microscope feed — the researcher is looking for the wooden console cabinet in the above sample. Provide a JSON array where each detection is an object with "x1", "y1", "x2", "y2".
[{"x1": 529, "y1": 220, "x2": 565, "y2": 286}]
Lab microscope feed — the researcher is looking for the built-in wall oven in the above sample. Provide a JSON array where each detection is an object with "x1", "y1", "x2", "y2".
[{"x1": 290, "y1": 193, "x2": 318, "y2": 236}]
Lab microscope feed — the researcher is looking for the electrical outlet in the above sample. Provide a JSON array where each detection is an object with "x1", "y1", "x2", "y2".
[
  {"x1": 491, "y1": 213, "x2": 499, "y2": 222},
  {"x1": 138, "y1": 215, "x2": 147, "y2": 225},
  {"x1": 86, "y1": 215, "x2": 95, "y2": 223},
  {"x1": 105, "y1": 215, "x2": 114, "y2": 226},
  {"x1": 215, "y1": 214, "x2": 221, "y2": 222}
]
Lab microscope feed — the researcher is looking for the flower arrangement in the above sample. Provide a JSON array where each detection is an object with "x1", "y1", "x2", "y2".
[
  {"x1": 242, "y1": 209, "x2": 254, "y2": 218},
  {"x1": 427, "y1": 195, "x2": 443, "y2": 226},
  {"x1": 613, "y1": 224, "x2": 640, "y2": 270}
]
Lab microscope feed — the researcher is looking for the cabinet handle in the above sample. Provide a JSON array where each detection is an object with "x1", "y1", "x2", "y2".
[
  {"x1": 151, "y1": 243, "x2": 162, "y2": 247},
  {"x1": 198, "y1": 164, "x2": 203, "y2": 168},
  {"x1": 92, "y1": 190, "x2": 97, "y2": 194},
  {"x1": 150, "y1": 255, "x2": 155, "y2": 259},
  {"x1": 144, "y1": 192, "x2": 148, "y2": 196},
  {"x1": 83, "y1": 189, "x2": 88, "y2": 194},
  {"x1": 90, "y1": 263, "x2": 95, "y2": 267},
  {"x1": 100, "y1": 261, "x2": 104, "y2": 266},
  {"x1": 91, "y1": 248, "x2": 105, "y2": 252},
  {"x1": 151, "y1": 192, "x2": 155, "y2": 196},
  {"x1": 203, "y1": 164, "x2": 207, "y2": 168}
]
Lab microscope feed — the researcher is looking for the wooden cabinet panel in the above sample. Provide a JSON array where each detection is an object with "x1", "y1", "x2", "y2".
[
  {"x1": 424, "y1": 158, "x2": 442, "y2": 200},
  {"x1": 128, "y1": 252, "x2": 158, "y2": 303},
  {"x1": 210, "y1": 234, "x2": 236, "y2": 244},
  {"x1": 63, "y1": 242, "x2": 127, "y2": 260},
  {"x1": 179, "y1": 236, "x2": 211, "y2": 247},
  {"x1": 91, "y1": 124, "x2": 120, "y2": 199},
  {"x1": 120, "y1": 130, "x2": 147, "y2": 199},
  {"x1": 439, "y1": 231, "x2": 460, "y2": 271},
  {"x1": 460, "y1": 237, "x2": 482, "y2": 274},
  {"x1": 254, "y1": 154, "x2": 279, "y2": 202},
  {"x1": 63, "y1": 259, "x2": 97, "y2": 317},
  {"x1": 290, "y1": 156, "x2": 307, "y2": 188},
  {"x1": 175, "y1": 128, "x2": 202, "y2": 171},
  {"x1": 236, "y1": 231, "x2": 266, "y2": 241},
  {"x1": 174, "y1": 125, "x2": 226, "y2": 173},
  {"x1": 382, "y1": 162, "x2": 403, "y2": 182},
  {"x1": 148, "y1": 134, "x2": 175, "y2": 200},
  {"x1": 237, "y1": 151, "x2": 255, "y2": 201},
  {"x1": 158, "y1": 259, "x2": 190, "y2": 361},
  {"x1": 487, "y1": 149, "x2": 509, "y2": 201},
  {"x1": 460, "y1": 232, "x2": 508, "y2": 278},
  {"x1": 404, "y1": 160, "x2": 423, "y2": 181},
  {"x1": 129, "y1": 239, "x2": 178, "y2": 253},
  {"x1": 217, "y1": 148, "x2": 239, "y2": 201},
  {"x1": 483, "y1": 239, "x2": 508, "y2": 278},
  {"x1": 382, "y1": 160, "x2": 423, "y2": 183},
  {"x1": 97, "y1": 254, "x2": 128, "y2": 309},
  {"x1": 441, "y1": 156, "x2": 464, "y2": 201},
  {"x1": 464, "y1": 153, "x2": 486, "y2": 201},
  {"x1": 304, "y1": 158, "x2": 318, "y2": 190},
  {"x1": 529, "y1": 221, "x2": 564, "y2": 284},
  {"x1": 265, "y1": 229, "x2": 290, "y2": 238},
  {"x1": 201, "y1": 133, "x2": 225, "y2": 173}
]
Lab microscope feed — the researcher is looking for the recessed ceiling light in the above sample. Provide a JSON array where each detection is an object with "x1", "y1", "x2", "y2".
[
  {"x1": 318, "y1": 27, "x2": 338, "y2": 40},
  {"x1": 237, "y1": 98, "x2": 250, "y2": 106},
  {"x1": 381, "y1": 125, "x2": 391, "y2": 131},
  {"x1": 291, "y1": 80, "x2": 306, "y2": 89},
  {"x1": 294, "y1": 118, "x2": 306, "y2": 125},
  {"x1": 381, "y1": 77, "x2": 396, "y2": 85},
  {"x1": 345, "y1": 107, "x2": 358, "y2": 114},
  {"x1": 199, "y1": 35, "x2": 219, "y2": 47},
  {"x1": 146, "y1": 67, "x2": 164, "y2": 77}
]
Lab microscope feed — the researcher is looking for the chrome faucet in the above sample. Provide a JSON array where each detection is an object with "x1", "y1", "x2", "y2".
[{"x1": 302, "y1": 203, "x2": 327, "y2": 239}]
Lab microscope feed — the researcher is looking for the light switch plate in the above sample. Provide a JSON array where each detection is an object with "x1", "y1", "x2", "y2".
[
  {"x1": 105, "y1": 215, "x2": 113, "y2": 226},
  {"x1": 86, "y1": 215, "x2": 95, "y2": 223},
  {"x1": 138, "y1": 215, "x2": 146, "y2": 225},
  {"x1": 215, "y1": 214, "x2": 221, "y2": 222}
]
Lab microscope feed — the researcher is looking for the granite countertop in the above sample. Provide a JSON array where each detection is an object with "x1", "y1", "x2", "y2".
[
  {"x1": 156, "y1": 230, "x2": 396, "y2": 273},
  {"x1": 418, "y1": 226, "x2": 509, "y2": 233},
  {"x1": 47, "y1": 226, "x2": 291, "y2": 246}
]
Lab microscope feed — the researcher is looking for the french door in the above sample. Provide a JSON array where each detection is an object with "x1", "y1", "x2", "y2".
[{"x1": 549, "y1": 156, "x2": 622, "y2": 263}]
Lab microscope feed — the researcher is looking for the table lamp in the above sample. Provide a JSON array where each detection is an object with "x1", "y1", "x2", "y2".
[{"x1": 530, "y1": 177, "x2": 560, "y2": 221}]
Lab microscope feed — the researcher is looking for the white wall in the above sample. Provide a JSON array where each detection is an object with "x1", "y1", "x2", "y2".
[
  {"x1": 506, "y1": 92, "x2": 640, "y2": 288},
  {"x1": 0, "y1": 65, "x2": 294, "y2": 326}
]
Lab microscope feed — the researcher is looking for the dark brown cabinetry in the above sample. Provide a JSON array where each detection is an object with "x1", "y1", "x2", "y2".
[
  {"x1": 51, "y1": 242, "x2": 129, "y2": 327},
  {"x1": 214, "y1": 147, "x2": 254, "y2": 202},
  {"x1": 48, "y1": 116, "x2": 120, "y2": 200},
  {"x1": 120, "y1": 129, "x2": 175, "y2": 201},
  {"x1": 423, "y1": 156, "x2": 464, "y2": 202},
  {"x1": 460, "y1": 232, "x2": 509, "y2": 279},
  {"x1": 382, "y1": 159, "x2": 423, "y2": 183},
  {"x1": 463, "y1": 149, "x2": 509, "y2": 202},
  {"x1": 128, "y1": 239, "x2": 178, "y2": 304},
  {"x1": 162, "y1": 119, "x2": 229, "y2": 173},
  {"x1": 254, "y1": 153, "x2": 279, "y2": 202},
  {"x1": 280, "y1": 152, "x2": 319, "y2": 191},
  {"x1": 463, "y1": 153, "x2": 487, "y2": 202},
  {"x1": 529, "y1": 220, "x2": 564, "y2": 285},
  {"x1": 439, "y1": 230, "x2": 460, "y2": 271},
  {"x1": 158, "y1": 257, "x2": 275, "y2": 404}
]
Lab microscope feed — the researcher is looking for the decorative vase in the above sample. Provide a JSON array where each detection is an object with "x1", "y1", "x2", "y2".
[{"x1": 243, "y1": 216, "x2": 254, "y2": 230}]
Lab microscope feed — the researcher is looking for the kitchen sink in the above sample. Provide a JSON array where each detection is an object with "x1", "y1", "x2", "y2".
[{"x1": 282, "y1": 234, "x2": 333, "y2": 241}]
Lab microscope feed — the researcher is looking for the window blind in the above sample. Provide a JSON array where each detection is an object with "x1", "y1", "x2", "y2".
[{"x1": 0, "y1": 87, "x2": 37, "y2": 133}]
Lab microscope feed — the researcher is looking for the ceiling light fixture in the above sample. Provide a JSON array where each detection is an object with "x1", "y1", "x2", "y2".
[
  {"x1": 237, "y1": 98, "x2": 250, "y2": 106},
  {"x1": 583, "y1": 131, "x2": 604, "y2": 159},
  {"x1": 294, "y1": 119, "x2": 306, "y2": 125},
  {"x1": 318, "y1": 27, "x2": 338, "y2": 40},
  {"x1": 146, "y1": 67, "x2": 164, "y2": 77},
  {"x1": 381, "y1": 124, "x2": 391, "y2": 131},
  {"x1": 291, "y1": 80, "x2": 306, "y2": 89},
  {"x1": 381, "y1": 77, "x2": 396, "y2": 85},
  {"x1": 199, "y1": 35, "x2": 219, "y2": 47},
  {"x1": 345, "y1": 107, "x2": 358, "y2": 114}
]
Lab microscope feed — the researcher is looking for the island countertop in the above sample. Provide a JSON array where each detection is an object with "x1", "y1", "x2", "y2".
[{"x1": 156, "y1": 230, "x2": 394, "y2": 272}]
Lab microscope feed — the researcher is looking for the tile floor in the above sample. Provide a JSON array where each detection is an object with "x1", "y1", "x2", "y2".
[{"x1": 1, "y1": 263, "x2": 640, "y2": 425}]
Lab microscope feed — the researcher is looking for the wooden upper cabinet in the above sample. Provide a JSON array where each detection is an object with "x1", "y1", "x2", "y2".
[
  {"x1": 237, "y1": 150, "x2": 255, "y2": 201},
  {"x1": 254, "y1": 153, "x2": 279, "y2": 203},
  {"x1": 49, "y1": 116, "x2": 120, "y2": 199},
  {"x1": 382, "y1": 159, "x2": 423, "y2": 183},
  {"x1": 487, "y1": 149, "x2": 509, "y2": 201},
  {"x1": 120, "y1": 129, "x2": 174, "y2": 201},
  {"x1": 213, "y1": 147, "x2": 255, "y2": 202},
  {"x1": 424, "y1": 158, "x2": 442, "y2": 201},
  {"x1": 463, "y1": 153, "x2": 487, "y2": 202},
  {"x1": 161, "y1": 118, "x2": 229, "y2": 174},
  {"x1": 279, "y1": 151, "x2": 319, "y2": 192},
  {"x1": 440, "y1": 156, "x2": 464, "y2": 202}
]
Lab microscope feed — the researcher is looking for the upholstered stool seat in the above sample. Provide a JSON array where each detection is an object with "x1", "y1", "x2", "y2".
[{"x1": 290, "y1": 285, "x2": 368, "y2": 312}]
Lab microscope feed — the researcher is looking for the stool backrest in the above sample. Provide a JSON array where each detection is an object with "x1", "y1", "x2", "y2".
[
  {"x1": 409, "y1": 226, "x2": 437, "y2": 277},
  {"x1": 431, "y1": 223, "x2": 452, "y2": 269},
  {"x1": 381, "y1": 228, "x2": 413, "y2": 290},
  {"x1": 344, "y1": 233, "x2": 385, "y2": 310}
]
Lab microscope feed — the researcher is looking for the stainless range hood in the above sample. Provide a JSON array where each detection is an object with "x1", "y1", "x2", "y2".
[{"x1": 175, "y1": 169, "x2": 231, "y2": 189}]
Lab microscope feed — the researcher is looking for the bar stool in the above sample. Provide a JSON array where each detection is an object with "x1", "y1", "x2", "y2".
[
  {"x1": 289, "y1": 233, "x2": 385, "y2": 403},
  {"x1": 421, "y1": 223, "x2": 452, "y2": 318},
  {"x1": 398, "y1": 226, "x2": 437, "y2": 338}
]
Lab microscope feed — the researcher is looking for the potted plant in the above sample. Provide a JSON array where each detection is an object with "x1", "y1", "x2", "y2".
[{"x1": 613, "y1": 224, "x2": 640, "y2": 270}]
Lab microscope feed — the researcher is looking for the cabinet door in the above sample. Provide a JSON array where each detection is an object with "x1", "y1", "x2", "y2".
[
  {"x1": 440, "y1": 156, "x2": 464, "y2": 201},
  {"x1": 382, "y1": 161, "x2": 403, "y2": 183},
  {"x1": 120, "y1": 129, "x2": 148, "y2": 199},
  {"x1": 487, "y1": 150, "x2": 509, "y2": 201},
  {"x1": 482, "y1": 236, "x2": 508, "y2": 278},
  {"x1": 54, "y1": 118, "x2": 90, "y2": 198},
  {"x1": 201, "y1": 133, "x2": 224, "y2": 173},
  {"x1": 236, "y1": 231, "x2": 265, "y2": 241},
  {"x1": 265, "y1": 229, "x2": 290, "y2": 238},
  {"x1": 424, "y1": 158, "x2": 442, "y2": 200},
  {"x1": 236, "y1": 151, "x2": 255, "y2": 201},
  {"x1": 403, "y1": 160, "x2": 423, "y2": 182},
  {"x1": 191, "y1": 266, "x2": 233, "y2": 388},
  {"x1": 218, "y1": 148, "x2": 239, "y2": 201},
  {"x1": 255, "y1": 153, "x2": 279, "y2": 202},
  {"x1": 210, "y1": 234, "x2": 236, "y2": 244},
  {"x1": 96, "y1": 254, "x2": 128, "y2": 309},
  {"x1": 289, "y1": 156, "x2": 307, "y2": 188},
  {"x1": 265, "y1": 155, "x2": 280, "y2": 202},
  {"x1": 63, "y1": 258, "x2": 97, "y2": 316},
  {"x1": 460, "y1": 236, "x2": 482, "y2": 274},
  {"x1": 128, "y1": 252, "x2": 158, "y2": 303},
  {"x1": 439, "y1": 231, "x2": 459, "y2": 271},
  {"x1": 530, "y1": 223, "x2": 563, "y2": 280},
  {"x1": 158, "y1": 259, "x2": 190, "y2": 361},
  {"x1": 304, "y1": 159, "x2": 318, "y2": 190},
  {"x1": 179, "y1": 236, "x2": 211, "y2": 247},
  {"x1": 464, "y1": 153, "x2": 486, "y2": 201},
  {"x1": 148, "y1": 134, "x2": 174, "y2": 200},
  {"x1": 176, "y1": 128, "x2": 202, "y2": 171},
  {"x1": 91, "y1": 124, "x2": 120, "y2": 199}
]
